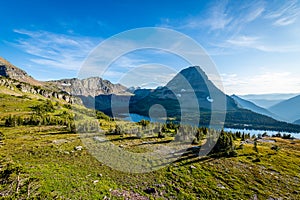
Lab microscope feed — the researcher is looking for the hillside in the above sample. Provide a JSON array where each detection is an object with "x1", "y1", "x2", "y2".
[
  {"x1": 0, "y1": 93, "x2": 299, "y2": 199},
  {"x1": 0, "y1": 57, "x2": 42, "y2": 86},
  {"x1": 269, "y1": 95, "x2": 300, "y2": 122}
]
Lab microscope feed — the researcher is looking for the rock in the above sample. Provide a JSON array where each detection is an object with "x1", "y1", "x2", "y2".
[
  {"x1": 217, "y1": 183, "x2": 226, "y2": 189},
  {"x1": 93, "y1": 180, "x2": 99, "y2": 184},
  {"x1": 190, "y1": 165, "x2": 197, "y2": 169},
  {"x1": 253, "y1": 194, "x2": 258, "y2": 200},
  {"x1": 74, "y1": 146, "x2": 83, "y2": 151},
  {"x1": 93, "y1": 136, "x2": 105, "y2": 142},
  {"x1": 53, "y1": 139, "x2": 68, "y2": 145},
  {"x1": 154, "y1": 184, "x2": 165, "y2": 188},
  {"x1": 111, "y1": 189, "x2": 148, "y2": 200}
]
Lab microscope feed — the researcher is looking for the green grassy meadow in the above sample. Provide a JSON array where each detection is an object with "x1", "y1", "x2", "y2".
[{"x1": 0, "y1": 94, "x2": 299, "y2": 199}]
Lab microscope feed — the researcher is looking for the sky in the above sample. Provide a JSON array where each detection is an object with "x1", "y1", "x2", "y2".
[{"x1": 0, "y1": 0, "x2": 300, "y2": 95}]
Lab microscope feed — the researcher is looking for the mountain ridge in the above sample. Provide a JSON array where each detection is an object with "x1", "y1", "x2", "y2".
[
  {"x1": 269, "y1": 94, "x2": 300, "y2": 122},
  {"x1": 231, "y1": 94, "x2": 282, "y2": 121},
  {"x1": 0, "y1": 57, "x2": 42, "y2": 86},
  {"x1": 47, "y1": 77, "x2": 131, "y2": 97}
]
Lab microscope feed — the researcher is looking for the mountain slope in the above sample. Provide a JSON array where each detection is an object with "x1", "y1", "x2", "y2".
[
  {"x1": 0, "y1": 57, "x2": 81, "y2": 104},
  {"x1": 269, "y1": 95, "x2": 300, "y2": 122},
  {"x1": 0, "y1": 57, "x2": 42, "y2": 86},
  {"x1": 231, "y1": 95, "x2": 282, "y2": 121}
]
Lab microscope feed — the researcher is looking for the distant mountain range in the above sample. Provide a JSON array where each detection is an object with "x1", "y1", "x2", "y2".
[
  {"x1": 269, "y1": 95, "x2": 300, "y2": 123},
  {"x1": 239, "y1": 93, "x2": 298, "y2": 108},
  {"x1": 235, "y1": 93, "x2": 300, "y2": 124},
  {"x1": 293, "y1": 119, "x2": 300, "y2": 125},
  {"x1": 1, "y1": 56, "x2": 300, "y2": 132},
  {"x1": 231, "y1": 95, "x2": 282, "y2": 121}
]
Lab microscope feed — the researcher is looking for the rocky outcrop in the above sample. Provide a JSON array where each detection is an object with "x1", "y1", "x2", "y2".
[
  {"x1": 47, "y1": 77, "x2": 131, "y2": 97},
  {"x1": 0, "y1": 77, "x2": 81, "y2": 104},
  {"x1": 0, "y1": 57, "x2": 42, "y2": 86}
]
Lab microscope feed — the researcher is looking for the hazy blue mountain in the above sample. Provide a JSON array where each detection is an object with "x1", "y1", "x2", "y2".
[
  {"x1": 239, "y1": 93, "x2": 298, "y2": 108},
  {"x1": 294, "y1": 119, "x2": 300, "y2": 125},
  {"x1": 231, "y1": 95, "x2": 283, "y2": 121},
  {"x1": 269, "y1": 95, "x2": 300, "y2": 122}
]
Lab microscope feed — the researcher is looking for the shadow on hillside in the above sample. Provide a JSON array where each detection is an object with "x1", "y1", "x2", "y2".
[
  {"x1": 133, "y1": 139, "x2": 173, "y2": 146},
  {"x1": 172, "y1": 146, "x2": 214, "y2": 166},
  {"x1": 108, "y1": 136, "x2": 159, "y2": 142},
  {"x1": 151, "y1": 146, "x2": 215, "y2": 169}
]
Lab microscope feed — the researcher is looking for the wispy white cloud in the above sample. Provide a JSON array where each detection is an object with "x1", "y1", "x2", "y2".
[
  {"x1": 225, "y1": 35, "x2": 300, "y2": 52},
  {"x1": 265, "y1": 0, "x2": 300, "y2": 26},
  {"x1": 12, "y1": 29, "x2": 100, "y2": 71},
  {"x1": 118, "y1": 64, "x2": 177, "y2": 88},
  {"x1": 111, "y1": 55, "x2": 147, "y2": 69},
  {"x1": 244, "y1": 5, "x2": 265, "y2": 22},
  {"x1": 222, "y1": 71, "x2": 300, "y2": 95},
  {"x1": 162, "y1": 1, "x2": 265, "y2": 33},
  {"x1": 227, "y1": 36, "x2": 260, "y2": 47},
  {"x1": 159, "y1": 0, "x2": 300, "y2": 55},
  {"x1": 202, "y1": 1, "x2": 233, "y2": 31}
]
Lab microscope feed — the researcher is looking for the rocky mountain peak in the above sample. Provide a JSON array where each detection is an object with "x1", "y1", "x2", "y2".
[{"x1": 47, "y1": 76, "x2": 131, "y2": 97}]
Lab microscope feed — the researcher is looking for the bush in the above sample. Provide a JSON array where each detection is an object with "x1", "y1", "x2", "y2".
[
  {"x1": 192, "y1": 137, "x2": 199, "y2": 145},
  {"x1": 282, "y1": 134, "x2": 293, "y2": 139},
  {"x1": 210, "y1": 130, "x2": 237, "y2": 157},
  {"x1": 32, "y1": 100, "x2": 54, "y2": 115},
  {"x1": 271, "y1": 145, "x2": 280, "y2": 151},
  {"x1": 158, "y1": 131, "x2": 165, "y2": 138}
]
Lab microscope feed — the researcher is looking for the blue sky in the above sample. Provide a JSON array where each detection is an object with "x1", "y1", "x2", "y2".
[{"x1": 0, "y1": 0, "x2": 300, "y2": 94}]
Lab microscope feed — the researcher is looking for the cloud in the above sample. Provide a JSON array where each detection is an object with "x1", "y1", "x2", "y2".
[
  {"x1": 265, "y1": 0, "x2": 300, "y2": 26},
  {"x1": 221, "y1": 71, "x2": 300, "y2": 95},
  {"x1": 159, "y1": 1, "x2": 299, "y2": 55},
  {"x1": 202, "y1": 1, "x2": 233, "y2": 31},
  {"x1": 162, "y1": 1, "x2": 265, "y2": 33},
  {"x1": 12, "y1": 29, "x2": 100, "y2": 71},
  {"x1": 225, "y1": 35, "x2": 300, "y2": 52},
  {"x1": 227, "y1": 36, "x2": 260, "y2": 47},
  {"x1": 244, "y1": 5, "x2": 265, "y2": 22},
  {"x1": 117, "y1": 64, "x2": 177, "y2": 88}
]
